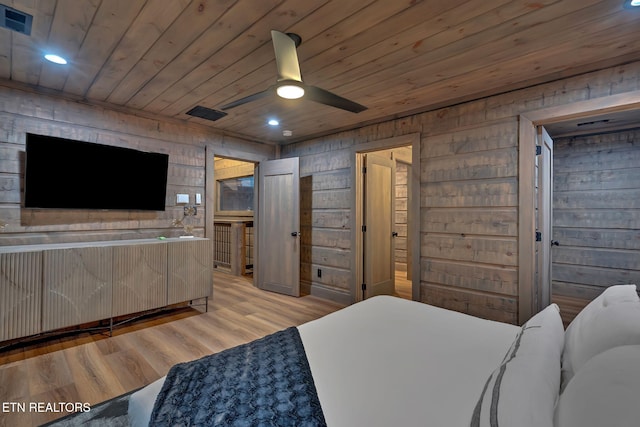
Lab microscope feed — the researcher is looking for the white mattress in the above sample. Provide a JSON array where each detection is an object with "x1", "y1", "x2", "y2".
[{"x1": 129, "y1": 295, "x2": 519, "y2": 427}]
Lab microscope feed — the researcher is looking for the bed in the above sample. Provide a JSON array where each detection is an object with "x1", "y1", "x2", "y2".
[{"x1": 128, "y1": 285, "x2": 640, "y2": 427}]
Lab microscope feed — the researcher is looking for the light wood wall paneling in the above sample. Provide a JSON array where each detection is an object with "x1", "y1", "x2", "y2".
[
  {"x1": 424, "y1": 208, "x2": 518, "y2": 236},
  {"x1": 4, "y1": 55, "x2": 640, "y2": 324},
  {"x1": 283, "y1": 59, "x2": 640, "y2": 322},
  {"x1": 422, "y1": 284, "x2": 518, "y2": 324},
  {"x1": 297, "y1": 164, "x2": 353, "y2": 301},
  {"x1": 423, "y1": 259, "x2": 518, "y2": 297},
  {"x1": 553, "y1": 265, "x2": 640, "y2": 290},
  {"x1": 0, "y1": 83, "x2": 273, "y2": 246},
  {"x1": 395, "y1": 161, "x2": 409, "y2": 272},
  {"x1": 551, "y1": 129, "x2": 640, "y2": 319},
  {"x1": 301, "y1": 209, "x2": 350, "y2": 229}
]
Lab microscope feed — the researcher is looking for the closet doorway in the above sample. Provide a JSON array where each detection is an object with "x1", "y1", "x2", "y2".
[
  {"x1": 352, "y1": 134, "x2": 420, "y2": 302},
  {"x1": 518, "y1": 91, "x2": 640, "y2": 323}
]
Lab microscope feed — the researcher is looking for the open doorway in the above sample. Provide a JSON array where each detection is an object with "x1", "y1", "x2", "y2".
[
  {"x1": 518, "y1": 92, "x2": 640, "y2": 324},
  {"x1": 352, "y1": 134, "x2": 420, "y2": 302},
  {"x1": 363, "y1": 146, "x2": 413, "y2": 300},
  {"x1": 212, "y1": 156, "x2": 256, "y2": 277},
  {"x1": 542, "y1": 121, "x2": 640, "y2": 325},
  {"x1": 208, "y1": 155, "x2": 302, "y2": 298}
]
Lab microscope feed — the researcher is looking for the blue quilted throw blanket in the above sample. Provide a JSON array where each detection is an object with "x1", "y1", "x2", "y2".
[{"x1": 149, "y1": 327, "x2": 327, "y2": 426}]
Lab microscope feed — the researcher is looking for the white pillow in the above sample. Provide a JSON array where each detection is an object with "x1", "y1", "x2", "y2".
[
  {"x1": 470, "y1": 303, "x2": 564, "y2": 427},
  {"x1": 555, "y1": 345, "x2": 640, "y2": 427},
  {"x1": 561, "y1": 284, "x2": 640, "y2": 388}
]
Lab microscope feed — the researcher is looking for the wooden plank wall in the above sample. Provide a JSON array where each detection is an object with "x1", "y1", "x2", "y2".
[
  {"x1": 297, "y1": 151, "x2": 353, "y2": 303},
  {"x1": 2, "y1": 63, "x2": 640, "y2": 323},
  {"x1": 395, "y1": 161, "x2": 409, "y2": 273},
  {"x1": 551, "y1": 129, "x2": 640, "y2": 324},
  {"x1": 0, "y1": 84, "x2": 273, "y2": 246},
  {"x1": 283, "y1": 60, "x2": 640, "y2": 324}
]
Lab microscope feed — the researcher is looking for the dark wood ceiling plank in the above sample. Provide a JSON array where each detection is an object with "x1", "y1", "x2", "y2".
[
  {"x1": 198, "y1": 1, "x2": 422, "y2": 122},
  {"x1": 285, "y1": 20, "x2": 640, "y2": 138},
  {"x1": 210, "y1": 0, "x2": 564, "y2": 132},
  {"x1": 316, "y1": 0, "x2": 605, "y2": 102},
  {"x1": 369, "y1": 9, "x2": 633, "y2": 112},
  {"x1": 299, "y1": 0, "x2": 485, "y2": 85},
  {"x1": 0, "y1": 23, "x2": 11, "y2": 79},
  {"x1": 159, "y1": 0, "x2": 376, "y2": 117},
  {"x1": 8, "y1": 1, "x2": 56, "y2": 85},
  {"x1": 85, "y1": 0, "x2": 191, "y2": 101},
  {"x1": 125, "y1": 0, "x2": 287, "y2": 110},
  {"x1": 3, "y1": 0, "x2": 639, "y2": 143},
  {"x1": 105, "y1": 0, "x2": 240, "y2": 105},
  {"x1": 63, "y1": 0, "x2": 146, "y2": 97},
  {"x1": 300, "y1": 0, "x2": 513, "y2": 88},
  {"x1": 141, "y1": 0, "x2": 328, "y2": 114},
  {"x1": 37, "y1": 0, "x2": 100, "y2": 90}
]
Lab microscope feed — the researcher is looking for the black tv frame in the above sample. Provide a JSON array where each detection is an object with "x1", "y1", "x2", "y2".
[{"x1": 24, "y1": 133, "x2": 169, "y2": 211}]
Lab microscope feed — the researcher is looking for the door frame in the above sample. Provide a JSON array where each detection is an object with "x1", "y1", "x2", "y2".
[
  {"x1": 536, "y1": 126, "x2": 553, "y2": 310},
  {"x1": 518, "y1": 90, "x2": 640, "y2": 323},
  {"x1": 351, "y1": 134, "x2": 421, "y2": 303}
]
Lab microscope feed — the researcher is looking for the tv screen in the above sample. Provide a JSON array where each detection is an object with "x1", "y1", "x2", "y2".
[{"x1": 25, "y1": 133, "x2": 169, "y2": 211}]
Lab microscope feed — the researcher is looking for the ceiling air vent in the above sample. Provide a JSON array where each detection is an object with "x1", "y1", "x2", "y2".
[
  {"x1": 0, "y1": 4, "x2": 33, "y2": 36},
  {"x1": 186, "y1": 106, "x2": 227, "y2": 122}
]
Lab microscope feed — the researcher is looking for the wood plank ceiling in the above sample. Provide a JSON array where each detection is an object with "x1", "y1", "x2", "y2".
[{"x1": 1, "y1": 0, "x2": 639, "y2": 144}]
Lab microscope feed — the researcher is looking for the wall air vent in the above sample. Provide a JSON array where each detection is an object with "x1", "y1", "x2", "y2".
[
  {"x1": 186, "y1": 106, "x2": 227, "y2": 122},
  {"x1": 0, "y1": 4, "x2": 33, "y2": 36}
]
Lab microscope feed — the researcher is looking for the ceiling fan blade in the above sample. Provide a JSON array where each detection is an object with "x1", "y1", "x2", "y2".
[
  {"x1": 271, "y1": 30, "x2": 302, "y2": 82},
  {"x1": 305, "y1": 85, "x2": 367, "y2": 113},
  {"x1": 221, "y1": 88, "x2": 272, "y2": 110}
]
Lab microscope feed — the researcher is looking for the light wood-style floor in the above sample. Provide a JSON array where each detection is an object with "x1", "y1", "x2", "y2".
[
  {"x1": 394, "y1": 270, "x2": 412, "y2": 300},
  {"x1": 0, "y1": 272, "x2": 345, "y2": 426}
]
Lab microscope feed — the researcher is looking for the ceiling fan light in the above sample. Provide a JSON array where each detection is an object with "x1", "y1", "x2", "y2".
[{"x1": 276, "y1": 84, "x2": 304, "y2": 99}]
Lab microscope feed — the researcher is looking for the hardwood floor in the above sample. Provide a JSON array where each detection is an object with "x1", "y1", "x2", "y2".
[
  {"x1": 0, "y1": 272, "x2": 345, "y2": 427},
  {"x1": 394, "y1": 270, "x2": 413, "y2": 300}
]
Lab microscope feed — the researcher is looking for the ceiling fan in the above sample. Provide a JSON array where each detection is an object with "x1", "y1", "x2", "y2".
[{"x1": 220, "y1": 30, "x2": 367, "y2": 113}]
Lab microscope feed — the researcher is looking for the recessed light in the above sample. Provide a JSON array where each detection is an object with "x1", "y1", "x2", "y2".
[
  {"x1": 44, "y1": 54, "x2": 67, "y2": 64},
  {"x1": 268, "y1": 119, "x2": 279, "y2": 126},
  {"x1": 625, "y1": 0, "x2": 640, "y2": 7}
]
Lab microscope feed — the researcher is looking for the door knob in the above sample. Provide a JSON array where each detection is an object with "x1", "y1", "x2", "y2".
[
  {"x1": 392, "y1": 231, "x2": 398, "y2": 237},
  {"x1": 291, "y1": 231, "x2": 299, "y2": 237},
  {"x1": 551, "y1": 240, "x2": 560, "y2": 246}
]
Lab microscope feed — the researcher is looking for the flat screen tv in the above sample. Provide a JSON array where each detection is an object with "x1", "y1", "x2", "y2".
[{"x1": 25, "y1": 133, "x2": 169, "y2": 211}]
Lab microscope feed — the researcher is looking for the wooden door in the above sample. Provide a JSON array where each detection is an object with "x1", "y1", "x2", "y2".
[
  {"x1": 537, "y1": 126, "x2": 553, "y2": 309},
  {"x1": 363, "y1": 153, "x2": 396, "y2": 298},
  {"x1": 257, "y1": 157, "x2": 300, "y2": 296}
]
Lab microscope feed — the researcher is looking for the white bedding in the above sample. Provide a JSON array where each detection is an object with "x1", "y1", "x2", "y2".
[{"x1": 128, "y1": 295, "x2": 519, "y2": 426}]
